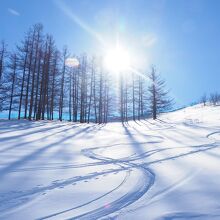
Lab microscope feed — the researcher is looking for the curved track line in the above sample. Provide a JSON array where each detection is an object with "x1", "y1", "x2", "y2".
[
  {"x1": 3, "y1": 125, "x2": 220, "y2": 220},
  {"x1": 68, "y1": 168, "x2": 154, "y2": 220}
]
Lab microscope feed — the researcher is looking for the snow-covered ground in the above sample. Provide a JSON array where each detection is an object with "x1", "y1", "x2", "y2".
[{"x1": 0, "y1": 104, "x2": 220, "y2": 220}]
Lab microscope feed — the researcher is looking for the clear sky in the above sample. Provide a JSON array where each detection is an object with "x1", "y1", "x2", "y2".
[{"x1": 1, "y1": 0, "x2": 220, "y2": 107}]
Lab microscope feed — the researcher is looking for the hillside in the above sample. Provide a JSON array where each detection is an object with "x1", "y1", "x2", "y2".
[{"x1": 0, "y1": 104, "x2": 220, "y2": 220}]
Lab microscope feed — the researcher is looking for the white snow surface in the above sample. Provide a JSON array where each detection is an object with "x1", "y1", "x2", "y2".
[{"x1": 0, "y1": 104, "x2": 220, "y2": 220}]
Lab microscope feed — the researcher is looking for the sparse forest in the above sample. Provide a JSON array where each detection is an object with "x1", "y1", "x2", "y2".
[{"x1": 0, "y1": 24, "x2": 173, "y2": 122}]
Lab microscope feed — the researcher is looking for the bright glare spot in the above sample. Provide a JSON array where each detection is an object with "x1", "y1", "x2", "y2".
[
  {"x1": 65, "y1": 57, "x2": 79, "y2": 67},
  {"x1": 104, "y1": 46, "x2": 131, "y2": 72}
]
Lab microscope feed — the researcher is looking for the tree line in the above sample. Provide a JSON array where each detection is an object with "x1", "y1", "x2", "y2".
[
  {"x1": 201, "y1": 92, "x2": 220, "y2": 106},
  {"x1": 0, "y1": 24, "x2": 173, "y2": 123}
]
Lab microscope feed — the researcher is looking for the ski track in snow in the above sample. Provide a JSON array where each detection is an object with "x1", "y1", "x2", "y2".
[{"x1": 0, "y1": 114, "x2": 220, "y2": 219}]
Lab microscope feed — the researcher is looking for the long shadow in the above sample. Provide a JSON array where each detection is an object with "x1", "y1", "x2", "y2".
[
  {"x1": 120, "y1": 123, "x2": 220, "y2": 219},
  {"x1": 145, "y1": 143, "x2": 219, "y2": 166},
  {"x1": 0, "y1": 123, "x2": 47, "y2": 135},
  {"x1": 2, "y1": 121, "x2": 220, "y2": 219},
  {"x1": 140, "y1": 119, "x2": 175, "y2": 130},
  {"x1": 133, "y1": 120, "x2": 143, "y2": 126},
  {"x1": 5, "y1": 123, "x2": 153, "y2": 219},
  {"x1": 122, "y1": 122, "x2": 152, "y2": 157},
  {"x1": 0, "y1": 124, "x2": 71, "y2": 142},
  {"x1": 9, "y1": 140, "x2": 161, "y2": 173},
  {"x1": 0, "y1": 120, "x2": 47, "y2": 133},
  {"x1": 0, "y1": 124, "x2": 84, "y2": 154},
  {"x1": 0, "y1": 125, "x2": 98, "y2": 179}
]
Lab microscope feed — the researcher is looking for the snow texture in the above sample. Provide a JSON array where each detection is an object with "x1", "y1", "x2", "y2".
[{"x1": 0, "y1": 104, "x2": 220, "y2": 220}]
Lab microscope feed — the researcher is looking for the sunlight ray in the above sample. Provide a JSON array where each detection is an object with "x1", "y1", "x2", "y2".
[{"x1": 55, "y1": 0, "x2": 106, "y2": 46}]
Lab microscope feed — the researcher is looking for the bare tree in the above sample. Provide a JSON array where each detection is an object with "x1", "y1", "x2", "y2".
[
  {"x1": 79, "y1": 55, "x2": 87, "y2": 123},
  {"x1": 0, "y1": 41, "x2": 7, "y2": 110},
  {"x1": 24, "y1": 26, "x2": 37, "y2": 119},
  {"x1": 87, "y1": 57, "x2": 95, "y2": 123},
  {"x1": 201, "y1": 93, "x2": 207, "y2": 106},
  {"x1": 8, "y1": 53, "x2": 18, "y2": 120},
  {"x1": 210, "y1": 92, "x2": 220, "y2": 106},
  {"x1": 0, "y1": 41, "x2": 6, "y2": 81},
  {"x1": 119, "y1": 74, "x2": 124, "y2": 123},
  {"x1": 28, "y1": 24, "x2": 43, "y2": 120},
  {"x1": 49, "y1": 50, "x2": 59, "y2": 120},
  {"x1": 58, "y1": 47, "x2": 68, "y2": 121},
  {"x1": 18, "y1": 36, "x2": 30, "y2": 119},
  {"x1": 72, "y1": 62, "x2": 80, "y2": 122},
  {"x1": 148, "y1": 67, "x2": 173, "y2": 120}
]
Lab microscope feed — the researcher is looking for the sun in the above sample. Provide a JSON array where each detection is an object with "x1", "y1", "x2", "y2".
[{"x1": 104, "y1": 46, "x2": 131, "y2": 73}]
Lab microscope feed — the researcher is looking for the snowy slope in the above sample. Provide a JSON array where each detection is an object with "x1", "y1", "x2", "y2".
[{"x1": 0, "y1": 104, "x2": 220, "y2": 220}]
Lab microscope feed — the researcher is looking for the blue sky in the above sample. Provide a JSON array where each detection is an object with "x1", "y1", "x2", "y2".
[{"x1": 1, "y1": 0, "x2": 220, "y2": 107}]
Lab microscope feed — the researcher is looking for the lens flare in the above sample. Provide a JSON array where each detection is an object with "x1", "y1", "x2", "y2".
[{"x1": 65, "y1": 58, "x2": 79, "y2": 67}]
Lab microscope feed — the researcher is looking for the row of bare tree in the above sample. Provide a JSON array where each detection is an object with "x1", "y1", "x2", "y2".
[
  {"x1": 0, "y1": 24, "x2": 173, "y2": 122},
  {"x1": 201, "y1": 93, "x2": 220, "y2": 106}
]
